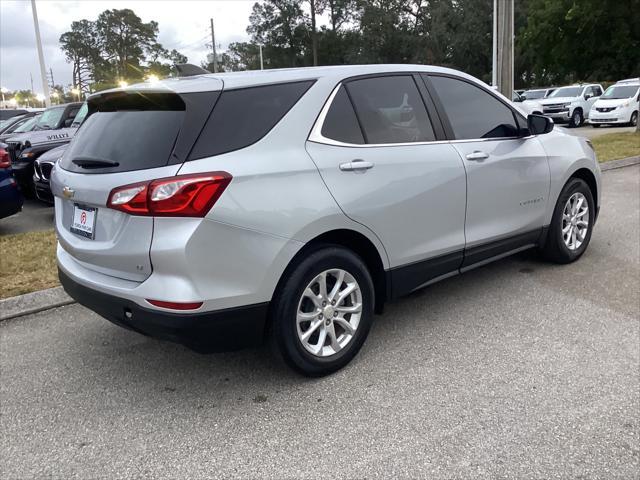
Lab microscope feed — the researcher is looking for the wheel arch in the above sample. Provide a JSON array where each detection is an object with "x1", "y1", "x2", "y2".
[
  {"x1": 271, "y1": 228, "x2": 388, "y2": 314},
  {"x1": 570, "y1": 167, "x2": 598, "y2": 209}
]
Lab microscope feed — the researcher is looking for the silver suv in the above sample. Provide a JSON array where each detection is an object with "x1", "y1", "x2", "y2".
[{"x1": 52, "y1": 65, "x2": 601, "y2": 376}]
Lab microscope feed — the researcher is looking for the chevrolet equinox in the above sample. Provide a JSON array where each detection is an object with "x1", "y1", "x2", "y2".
[{"x1": 52, "y1": 65, "x2": 601, "y2": 376}]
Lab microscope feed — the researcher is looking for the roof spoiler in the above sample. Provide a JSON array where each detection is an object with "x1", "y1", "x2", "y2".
[{"x1": 174, "y1": 64, "x2": 211, "y2": 77}]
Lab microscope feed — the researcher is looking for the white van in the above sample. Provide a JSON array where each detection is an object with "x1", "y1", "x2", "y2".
[{"x1": 588, "y1": 81, "x2": 639, "y2": 127}]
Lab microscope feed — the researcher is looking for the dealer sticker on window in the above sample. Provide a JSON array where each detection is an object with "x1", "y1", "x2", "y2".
[{"x1": 70, "y1": 204, "x2": 97, "y2": 239}]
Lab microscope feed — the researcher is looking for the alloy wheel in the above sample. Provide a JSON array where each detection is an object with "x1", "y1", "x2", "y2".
[
  {"x1": 562, "y1": 192, "x2": 589, "y2": 251},
  {"x1": 296, "y1": 269, "x2": 362, "y2": 357}
]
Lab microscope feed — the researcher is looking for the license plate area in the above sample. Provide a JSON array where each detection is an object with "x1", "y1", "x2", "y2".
[{"x1": 70, "y1": 204, "x2": 97, "y2": 239}]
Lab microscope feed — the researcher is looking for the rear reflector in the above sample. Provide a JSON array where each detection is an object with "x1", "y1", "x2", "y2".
[
  {"x1": 107, "y1": 172, "x2": 231, "y2": 217},
  {"x1": 146, "y1": 299, "x2": 204, "y2": 310}
]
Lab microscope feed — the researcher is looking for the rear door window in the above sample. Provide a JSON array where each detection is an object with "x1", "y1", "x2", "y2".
[
  {"x1": 321, "y1": 86, "x2": 364, "y2": 144},
  {"x1": 189, "y1": 80, "x2": 314, "y2": 159},
  {"x1": 346, "y1": 76, "x2": 436, "y2": 144},
  {"x1": 428, "y1": 75, "x2": 519, "y2": 139}
]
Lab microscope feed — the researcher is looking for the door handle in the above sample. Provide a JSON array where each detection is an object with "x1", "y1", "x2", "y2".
[
  {"x1": 465, "y1": 151, "x2": 489, "y2": 161},
  {"x1": 339, "y1": 159, "x2": 375, "y2": 172}
]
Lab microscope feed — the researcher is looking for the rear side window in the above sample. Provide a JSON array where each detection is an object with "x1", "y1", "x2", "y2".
[
  {"x1": 321, "y1": 86, "x2": 364, "y2": 144},
  {"x1": 346, "y1": 76, "x2": 436, "y2": 144},
  {"x1": 189, "y1": 80, "x2": 314, "y2": 159},
  {"x1": 428, "y1": 75, "x2": 518, "y2": 139},
  {"x1": 60, "y1": 93, "x2": 185, "y2": 174}
]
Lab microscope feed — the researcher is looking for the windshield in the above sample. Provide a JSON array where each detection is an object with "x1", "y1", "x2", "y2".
[
  {"x1": 34, "y1": 107, "x2": 65, "y2": 130},
  {"x1": 602, "y1": 85, "x2": 639, "y2": 100},
  {"x1": 14, "y1": 115, "x2": 40, "y2": 132},
  {"x1": 549, "y1": 87, "x2": 583, "y2": 98},
  {"x1": 71, "y1": 103, "x2": 88, "y2": 127},
  {"x1": 524, "y1": 89, "x2": 547, "y2": 100}
]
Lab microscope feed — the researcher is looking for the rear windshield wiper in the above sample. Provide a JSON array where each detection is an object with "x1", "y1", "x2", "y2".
[{"x1": 72, "y1": 156, "x2": 120, "y2": 168}]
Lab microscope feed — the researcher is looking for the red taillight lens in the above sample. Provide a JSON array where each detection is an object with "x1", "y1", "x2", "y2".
[
  {"x1": 107, "y1": 172, "x2": 231, "y2": 217},
  {"x1": 0, "y1": 148, "x2": 10, "y2": 169},
  {"x1": 146, "y1": 299, "x2": 203, "y2": 310}
]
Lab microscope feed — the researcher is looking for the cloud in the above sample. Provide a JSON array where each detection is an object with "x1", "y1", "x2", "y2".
[{"x1": 0, "y1": 0, "x2": 255, "y2": 91}]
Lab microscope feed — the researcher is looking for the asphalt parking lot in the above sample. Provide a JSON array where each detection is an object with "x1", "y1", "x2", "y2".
[
  {"x1": 0, "y1": 198, "x2": 53, "y2": 235},
  {"x1": 1, "y1": 165, "x2": 638, "y2": 479}
]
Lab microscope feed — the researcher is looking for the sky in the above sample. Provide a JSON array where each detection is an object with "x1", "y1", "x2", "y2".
[{"x1": 0, "y1": 0, "x2": 257, "y2": 92}]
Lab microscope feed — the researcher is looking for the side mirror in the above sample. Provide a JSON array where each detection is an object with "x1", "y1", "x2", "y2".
[
  {"x1": 528, "y1": 114, "x2": 554, "y2": 135},
  {"x1": 584, "y1": 93, "x2": 593, "y2": 100},
  {"x1": 63, "y1": 118, "x2": 73, "y2": 128}
]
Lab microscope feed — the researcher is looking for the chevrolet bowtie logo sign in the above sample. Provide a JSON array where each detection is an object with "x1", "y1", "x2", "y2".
[{"x1": 62, "y1": 186, "x2": 75, "y2": 199}]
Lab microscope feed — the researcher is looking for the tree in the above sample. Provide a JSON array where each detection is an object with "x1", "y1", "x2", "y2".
[
  {"x1": 95, "y1": 9, "x2": 161, "y2": 81},
  {"x1": 247, "y1": 1, "x2": 308, "y2": 67},
  {"x1": 59, "y1": 20, "x2": 100, "y2": 93},
  {"x1": 60, "y1": 9, "x2": 187, "y2": 89},
  {"x1": 518, "y1": 0, "x2": 640, "y2": 86}
]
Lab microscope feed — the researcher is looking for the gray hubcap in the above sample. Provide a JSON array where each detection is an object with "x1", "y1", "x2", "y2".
[
  {"x1": 562, "y1": 192, "x2": 589, "y2": 251},
  {"x1": 296, "y1": 269, "x2": 362, "y2": 357},
  {"x1": 573, "y1": 111, "x2": 581, "y2": 125}
]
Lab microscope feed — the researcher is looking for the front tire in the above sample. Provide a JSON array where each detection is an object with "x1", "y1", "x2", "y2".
[
  {"x1": 569, "y1": 109, "x2": 583, "y2": 128},
  {"x1": 542, "y1": 178, "x2": 595, "y2": 264},
  {"x1": 270, "y1": 246, "x2": 375, "y2": 376},
  {"x1": 629, "y1": 111, "x2": 638, "y2": 127}
]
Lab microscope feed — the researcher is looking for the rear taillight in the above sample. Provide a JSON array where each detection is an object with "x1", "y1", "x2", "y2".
[
  {"x1": 107, "y1": 172, "x2": 232, "y2": 217},
  {"x1": 0, "y1": 148, "x2": 10, "y2": 168}
]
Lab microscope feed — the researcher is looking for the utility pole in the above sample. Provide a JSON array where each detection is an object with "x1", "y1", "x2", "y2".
[
  {"x1": 210, "y1": 18, "x2": 218, "y2": 73},
  {"x1": 310, "y1": 0, "x2": 318, "y2": 66},
  {"x1": 30, "y1": 73, "x2": 34, "y2": 93},
  {"x1": 492, "y1": 0, "x2": 514, "y2": 99},
  {"x1": 30, "y1": 0, "x2": 51, "y2": 107},
  {"x1": 49, "y1": 67, "x2": 54, "y2": 88}
]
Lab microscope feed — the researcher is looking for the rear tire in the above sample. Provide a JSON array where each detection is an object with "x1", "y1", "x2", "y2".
[
  {"x1": 269, "y1": 246, "x2": 375, "y2": 377},
  {"x1": 542, "y1": 178, "x2": 594, "y2": 264},
  {"x1": 569, "y1": 109, "x2": 583, "y2": 128}
]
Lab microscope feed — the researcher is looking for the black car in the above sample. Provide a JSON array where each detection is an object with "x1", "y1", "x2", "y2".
[
  {"x1": 33, "y1": 144, "x2": 67, "y2": 203},
  {"x1": 6, "y1": 102, "x2": 85, "y2": 195},
  {"x1": 0, "y1": 109, "x2": 28, "y2": 121}
]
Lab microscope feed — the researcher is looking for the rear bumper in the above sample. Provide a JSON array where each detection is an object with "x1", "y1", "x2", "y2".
[{"x1": 59, "y1": 268, "x2": 269, "y2": 351}]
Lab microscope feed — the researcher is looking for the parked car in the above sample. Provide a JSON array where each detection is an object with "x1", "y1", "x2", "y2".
[
  {"x1": 6, "y1": 102, "x2": 86, "y2": 194},
  {"x1": 0, "y1": 112, "x2": 38, "y2": 136},
  {"x1": 512, "y1": 91, "x2": 543, "y2": 115},
  {"x1": 0, "y1": 109, "x2": 28, "y2": 121},
  {"x1": 522, "y1": 88, "x2": 556, "y2": 100},
  {"x1": 539, "y1": 84, "x2": 603, "y2": 127},
  {"x1": 588, "y1": 80, "x2": 639, "y2": 127},
  {"x1": 52, "y1": 65, "x2": 601, "y2": 376},
  {"x1": 0, "y1": 113, "x2": 42, "y2": 142},
  {"x1": 34, "y1": 144, "x2": 67, "y2": 203},
  {"x1": 0, "y1": 143, "x2": 23, "y2": 220}
]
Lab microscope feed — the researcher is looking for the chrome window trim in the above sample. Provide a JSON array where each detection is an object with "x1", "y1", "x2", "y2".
[{"x1": 308, "y1": 81, "x2": 533, "y2": 148}]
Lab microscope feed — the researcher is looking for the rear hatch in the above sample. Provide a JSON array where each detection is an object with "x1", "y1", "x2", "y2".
[{"x1": 52, "y1": 82, "x2": 222, "y2": 281}]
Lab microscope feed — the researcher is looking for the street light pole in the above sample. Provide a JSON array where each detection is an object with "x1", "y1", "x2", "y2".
[{"x1": 30, "y1": 0, "x2": 51, "y2": 107}]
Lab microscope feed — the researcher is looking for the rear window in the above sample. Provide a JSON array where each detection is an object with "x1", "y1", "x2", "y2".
[
  {"x1": 188, "y1": 80, "x2": 314, "y2": 159},
  {"x1": 60, "y1": 93, "x2": 185, "y2": 174}
]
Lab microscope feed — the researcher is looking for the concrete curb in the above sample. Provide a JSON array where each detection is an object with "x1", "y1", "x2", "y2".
[
  {"x1": 0, "y1": 287, "x2": 75, "y2": 322},
  {"x1": 601, "y1": 156, "x2": 639, "y2": 171},
  {"x1": 1, "y1": 156, "x2": 638, "y2": 322}
]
